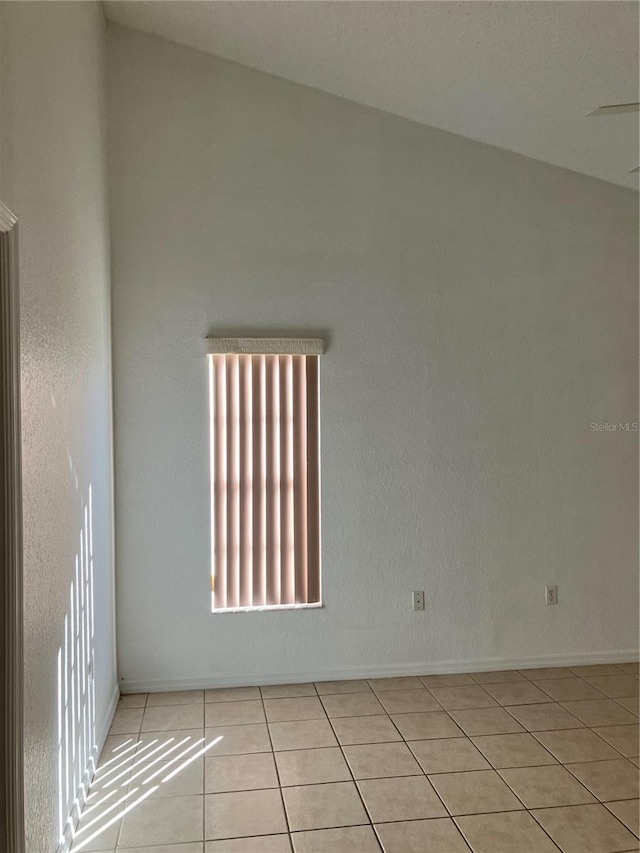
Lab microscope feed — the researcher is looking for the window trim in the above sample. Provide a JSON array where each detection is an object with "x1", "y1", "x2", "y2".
[{"x1": 206, "y1": 337, "x2": 325, "y2": 356}]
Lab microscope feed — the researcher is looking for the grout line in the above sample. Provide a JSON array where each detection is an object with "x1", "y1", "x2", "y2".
[
  {"x1": 601, "y1": 801, "x2": 640, "y2": 840},
  {"x1": 321, "y1": 690, "x2": 384, "y2": 851},
  {"x1": 529, "y1": 801, "x2": 638, "y2": 848},
  {"x1": 453, "y1": 810, "x2": 564, "y2": 852},
  {"x1": 202, "y1": 713, "x2": 206, "y2": 851},
  {"x1": 257, "y1": 680, "x2": 294, "y2": 847}
]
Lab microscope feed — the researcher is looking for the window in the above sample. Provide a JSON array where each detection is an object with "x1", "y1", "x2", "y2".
[{"x1": 207, "y1": 338, "x2": 323, "y2": 611}]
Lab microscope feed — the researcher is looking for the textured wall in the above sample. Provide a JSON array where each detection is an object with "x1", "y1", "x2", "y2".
[
  {"x1": 0, "y1": 3, "x2": 116, "y2": 849},
  {"x1": 108, "y1": 25, "x2": 639, "y2": 692}
]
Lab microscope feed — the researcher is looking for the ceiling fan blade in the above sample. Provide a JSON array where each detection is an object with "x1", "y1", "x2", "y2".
[
  {"x1": 630, "y1": 165, "x2": 640, "y2": 173},
  {"x1": 586, "y1": 102, "x2": 640, "y2": 117}
]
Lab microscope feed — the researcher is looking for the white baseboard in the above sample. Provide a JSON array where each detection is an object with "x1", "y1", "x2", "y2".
[
  {"x1": 121, "y1": 648, "x2": 640, "y2": 693},
  {"x1": 98, "y1": 681, "x2": 121, "y2": 751}
]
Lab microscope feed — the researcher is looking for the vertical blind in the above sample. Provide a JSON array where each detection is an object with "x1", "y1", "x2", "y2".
[{"x1": 207, "y1": 339, "x2": 323, "y2": 610}]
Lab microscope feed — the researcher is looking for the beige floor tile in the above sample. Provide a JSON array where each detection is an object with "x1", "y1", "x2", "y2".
[
  {"x1": 205, "y1": 700, "x2": 265, "y2": 727},
  {"x1": 533, "y1": 728, "x2": 623, "y2": 763},
  {"x1": 617, "y1": 663, "x2": 640, "y2": 677},
  {"x1": 507, "y1": 703, "x2": 583, "y2": 731},
  {"x1": 206, "y1": 836, "x2": 291, "y2": 853},
  {"x1": 261, "y1": 683, "x2": 317, "y2": 699},
  {"x1": 471, "y1": 733, "x2": 558, "y2": 768},
  {"x1": 585, "y1": 676, "x2": 640, "y2": 698},
  {"x1": 499, "y1": 764, "x2": 596, "y2": 808},
  {"x1": 314, "y1": 680, "x2": 372, "y2": 695},
  {"x1": 121, "y1": 845, "x2": 203, "y2": 853},
  {"x1": 534, "y1": 678, "x2": 606, "y2": 702},
  {"x1": 117, "y1": 694, "x2": 147, "y2": 709},
  {"x1": 125, "y1": 733, "x2": 206, "y2": 777},
  {"x1": 90, "y1": 754, "x2": 137, "y2": 793},
  {"x1": 141, "y1": 704, "x2": 204, "y2": 732},
  {"x1": 419, "y1": 673, "x2": 474, "y2": 687},
  {"x1": 456, "y1": 810, "x2": 560, "y2": 853},
  {"x1": 95, "y1": 737, "x2": 139, "y2": 771},
  {"x1": 99, "y1": 735, "x2": 139, "y2": 763},
  {"x1": 275, "y1": 747, "x2": 351, "y2": 786},
  {"x1": 520, "y1": 667, "x2": 574, "y2": 680},
  {"x1": 561, "y1": 699, "x2": 638, "y2": 727},
  {"x1": 449, "y1": 707, "x2": 525, "y2": 736},
  {"x1": 133, "y1": 758, "x2": 204, "y2": 799},
  {"x1": 409, "y1": 737, "x2": 490, "y2": 773},
  {"x1": 567, "y1": 759, "x2": 640, "y2": 801},
  {"x1": 71, "y1": 804, "x2": 122, "y2": 852},
  {"x1": 569, "y1": 664, "x2": 624, "y2": 677},
  {"x1": 331, "y1": 715, "x2": 402, "y2": 745},
  {"x1": 428, "y1": 686, "x2": 497, "y2": 710},
  {"x1": 532, "y1": 803, "x2": 639, "y2": 853},
  {"x1": 146, "y1": 691, "x2": 205, "y2": 706},
  {"x1": 616, "y1": 696, "x2": 640, "y2": 716},
  {"x1": 472, "y1": 670, "x2": 526, "y2": 683},
  {"x1": 375, "y1": 817, "x2": 470, "y2": 853},
  {"x1": 344, "y1": 742, "x2": 422, "y2": 779},
  {"x1": 78, "y1": 667, "x2": 640, "y2": 853},
  {"x1": 593, "y1": 725, "x2": 640, "y2": 757},
  {"x1": 291, "y1": 825, "x2": 380, "y2": 852},
  {"x1": 390, "y1": 711, "x2": 464, "y2": 740},
  {"x1": 109, "y1": 708, "x2": 144, "y2": 735},
  {"x1": 119, "y1": 795, "x2": 203, "y2": 847},
  {"x1": 282, "y1": 781, "x2": 368, "y2": 831},
  {"x1": 604, "y1": 799, "x2": 640, "y2": 836},
  {"x1": 264, "y1": 697, "x2": 326, "y2": 722},
  {"x1": 87, "y1": 757, "x2": 135, "y2": 799},
  {"x1": 205, "y1": 788, "x2": 287, "y2": 839},
  {"x1": 358, "y1": 775, "x2": 446, "y2": 822},
  {"x1": 377, "y1": 689, "x2": 441, "y2": 714},
  {"x1": 428, "y1": 769, "x2": 524, "y2": 815},
  {"x1": 269, "y1": 719, "x2": 338, "y2": 751},
  {"x1": 204, "y1": 723, "x2": 271, "y2": 755},
  {"x1": 205, "y1": 687, "x2": 261, "y2": 703},
  {"x1": 368, "y1": 676, "x2": 424, "y2": 692},
  {"x1": 205, "y1": 752, "x2": 279, "y2": 793},
  {"x1": 482, "y1": 682, "x2": 550, "y2": 706},
  {"x1": 320, "y1": 692, "x2": 384, "y2": 718}
]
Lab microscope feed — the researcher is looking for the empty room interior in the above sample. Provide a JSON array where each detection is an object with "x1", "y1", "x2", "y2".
[{"x1": 1, "y1": 1, "x2": 639, "y2": 851}]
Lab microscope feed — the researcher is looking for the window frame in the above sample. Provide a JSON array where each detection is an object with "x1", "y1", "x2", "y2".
[{"x1": 206, "y1": 337, "x2": 324, "y2": 613}]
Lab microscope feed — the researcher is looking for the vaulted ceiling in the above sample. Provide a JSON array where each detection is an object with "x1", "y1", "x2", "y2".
[{"x1": 105, "y1": 1, "x2": 639, "y2": 189}]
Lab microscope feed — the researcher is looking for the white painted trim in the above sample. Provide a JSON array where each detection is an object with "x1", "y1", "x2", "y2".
[
  {"x1": 206, "y1": 337, "x2": 325, "y2": 355},
  {"x1": 120, "y1": 649, "x2": 640, "y2": 693},
  {"x1": 97, "y1": 683, "x2": 120, "y2": 754},
  {"x1": 0, "y1": 207, "x2": 24, "y2": 853},
  {"x1": 212, "y1": 602, "x2": 323, "y2": 614}
]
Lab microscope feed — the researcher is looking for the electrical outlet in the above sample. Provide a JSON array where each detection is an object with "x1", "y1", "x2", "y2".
[
  {"x1": 545, "y1": 585, "x2": 558, "y2": 605},
  {"x1": 412, "y1": 590, "x2": 425, "y2": 611}
]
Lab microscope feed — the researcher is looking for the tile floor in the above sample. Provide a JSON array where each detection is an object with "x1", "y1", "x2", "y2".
[{"x1": 71, "y1": 662, "x2": 640, "y2": 852}]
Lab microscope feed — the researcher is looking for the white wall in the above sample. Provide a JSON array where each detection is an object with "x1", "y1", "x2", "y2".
[
  {"x1": 108, "y1": 25, "x2": 639, "y2": 693},
  {"x1": 0, "y1": 3, "x2": 116, "y2": 849}
]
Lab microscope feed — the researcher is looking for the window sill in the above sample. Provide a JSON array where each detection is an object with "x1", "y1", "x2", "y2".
[{"x1": 211, "y1": 601, "x2": 323, "y2": 614}]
